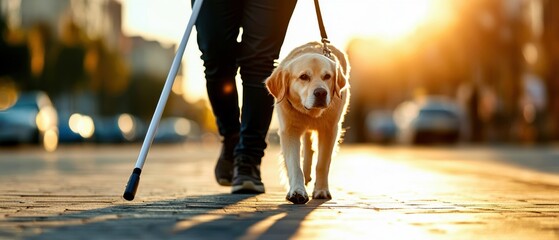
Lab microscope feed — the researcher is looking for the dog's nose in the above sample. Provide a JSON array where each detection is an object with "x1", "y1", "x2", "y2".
[{"x1": 313, "y1": 88, "x2": 327, "y2": 98}]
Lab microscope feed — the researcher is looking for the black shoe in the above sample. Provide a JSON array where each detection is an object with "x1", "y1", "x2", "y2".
[
  {"x1": 231, "y1": 155, "x2": 265, "y2": 194},
  {"x1": 215, "y1": 134, "x2": 239, "y2": 186}
]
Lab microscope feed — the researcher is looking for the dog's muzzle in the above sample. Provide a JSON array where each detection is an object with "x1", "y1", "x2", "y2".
[{"x1": 311, "y1": 88, "x2": 328, "y2": 108}]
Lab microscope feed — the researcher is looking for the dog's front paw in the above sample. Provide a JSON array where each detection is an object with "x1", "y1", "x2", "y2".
[
  {"x1": 286, "y1": 189, "x2": 309, "y2": 204},
  {"x1": 312, "y1": 189, "x2": 332, "y2": 200}
]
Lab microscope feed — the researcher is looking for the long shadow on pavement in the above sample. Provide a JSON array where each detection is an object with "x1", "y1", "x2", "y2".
[
  {"x1": 6, "y1": 193, "x2": 326, "y2": 240},
  {"x1": 173, "y1": 198, "x2": 327, "y2": 239}
]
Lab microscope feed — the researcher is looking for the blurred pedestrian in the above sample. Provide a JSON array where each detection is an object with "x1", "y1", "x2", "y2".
[{"x1": 193, "y1": 0, "x2": 297, "y2": 193}]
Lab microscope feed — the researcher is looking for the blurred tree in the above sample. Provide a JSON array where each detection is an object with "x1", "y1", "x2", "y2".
[
  {"x1": 542, "y1": 0, "x2": 559, "y2": 141},
  {"x1": 85, "y1": 39, "x2": 129, "y2": 96},
  {"x1": 128, "y1": 74, "x2": 164, "y2": 119},
  {"x1": 0, "y1": 15, "x2": 5, "y2": 49},
  {"x1": 345, "y1": 0, "x2": 533, "y2": 143},
  {"x1": 451, "y1": 0, "x2": 525, "y2": 142},
  {"x1": 27, "y1": 23, "x2": 54, "y2": 91},
  {"x1": 0, "y1": 16, "x2": 31, "y2": 89},
  {"x1": 43, "y1": 19, "x2": 87, "y2": 98},
  {"x1": 85, "y1": 39, "x2": 130, "y2": 115}
]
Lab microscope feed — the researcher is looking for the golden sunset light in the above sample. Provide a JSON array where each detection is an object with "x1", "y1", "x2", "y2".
[
  {"x1": 119, "y1": 0, "x2": 450, "y2": 102},
  {"x1": 2, "y1": 1, "x2": 559, "y2": 239}
]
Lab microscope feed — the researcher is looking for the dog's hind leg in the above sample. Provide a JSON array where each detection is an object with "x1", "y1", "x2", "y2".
[{"x1": 302, "y1": 131, "x2": 313, "y2": 186}]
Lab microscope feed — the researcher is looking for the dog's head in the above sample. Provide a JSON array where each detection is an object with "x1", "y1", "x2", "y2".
[{"x1": 266, "y1": 53, "x2": 348, "y2": 117}]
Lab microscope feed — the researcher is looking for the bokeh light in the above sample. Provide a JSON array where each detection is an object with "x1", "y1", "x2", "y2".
[
  {"x1": 0, "y1": 78, "x2": 18, "y2": 111},
  {"x1": 43, "y1": 128, "x2": 58, "y2": 152},
  {"x1": 68, "y1": 113, "x2": 95, "y2": 139},
  {"x1": 174, "y1": 118, "x2": 191, "y2": 136},
  {"x1": 118, "y1": 113, "x2": 136, "y2": 140},
  {"x1": 35, "y1": 106, "x2": 57, "y2": 132}
]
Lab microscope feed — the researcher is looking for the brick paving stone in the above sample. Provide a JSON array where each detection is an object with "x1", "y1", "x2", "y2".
[{"x1": 1, "y1": 144, "x2": 559, "y2": 239}]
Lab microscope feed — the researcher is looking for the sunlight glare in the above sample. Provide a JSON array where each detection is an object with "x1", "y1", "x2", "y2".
[
  {"x1": 121, "y1": 0, "x2": 448, "y2": 102},
  {"x1": 331, "y1": 151, "x2": 446, "y2": 196},
  {"x1": 356, "y1": 0, "x2": 432, "y2": 40}
]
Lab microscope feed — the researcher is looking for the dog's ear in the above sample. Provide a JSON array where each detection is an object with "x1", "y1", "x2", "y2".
[
  {"x1": 265, "y1": 67, "x2": 289, "y2": 102},
  {"x1": 329, "y1": 45, "x2": 350, "y2": 98},
  {"x1": 334, "y1": 61, "x2": 349, "y2": 98}
]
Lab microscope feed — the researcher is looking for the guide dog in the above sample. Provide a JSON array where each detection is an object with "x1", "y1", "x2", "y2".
[{"x1": 265, "y1": 42, "x2": 350, "y2": 204}]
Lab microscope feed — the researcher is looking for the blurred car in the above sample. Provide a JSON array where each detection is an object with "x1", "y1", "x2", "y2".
[
  {"x1": 154, "y1": 117, "x2": 197, "y2": 143},
  {"x1": 93, "y1": 113, "x2": 145, "y2": 143},
  {"x1": 0, "y1": 91, "x2": 59, "y2": 151},
  {"x1": 365, "y1": 110, "x2": 397, "y2": 144},
  {"x1": 394, "y1": 96, "x2": 464, "y2": 144},
  {"x1": 58, "y1": 112, "x2": 96, "y2": 143}
]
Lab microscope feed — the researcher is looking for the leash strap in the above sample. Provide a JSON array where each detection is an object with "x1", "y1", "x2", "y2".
[{"x1": 313, "y1": 0, "x2": 331, "y2": 58}]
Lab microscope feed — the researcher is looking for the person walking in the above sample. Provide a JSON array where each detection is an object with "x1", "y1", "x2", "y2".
[{"x1": 193, "y1": 0, "x2": 298, "y2": 193}]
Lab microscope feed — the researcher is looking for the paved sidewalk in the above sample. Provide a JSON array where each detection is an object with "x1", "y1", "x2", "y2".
[{"x1": 1, "y1": 143, "x2": 559, "y2": 239}]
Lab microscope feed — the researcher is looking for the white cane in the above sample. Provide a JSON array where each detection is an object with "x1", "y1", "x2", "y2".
[{"x1": 123, "y1": 0, "x2": 204, "y2": 201}]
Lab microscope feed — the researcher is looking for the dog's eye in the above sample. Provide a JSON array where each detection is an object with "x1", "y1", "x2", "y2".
[
  {"x1": 323, "y1": 74, "x2": 331, "y2": 80},
  {"x1": 299, "y1": 74, "x2": 310, "y2": 81}
]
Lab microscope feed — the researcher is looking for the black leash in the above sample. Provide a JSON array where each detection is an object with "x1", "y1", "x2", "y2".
[{"x1": 313, "y1": 0, "x2": 331, "y2": 58}]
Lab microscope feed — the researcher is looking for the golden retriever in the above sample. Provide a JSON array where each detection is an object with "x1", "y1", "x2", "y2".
[{"x1": 265, "y1": 41, "x2": 350, "y2": 204}]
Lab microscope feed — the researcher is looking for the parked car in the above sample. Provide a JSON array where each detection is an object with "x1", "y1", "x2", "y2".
[
  {"x1": 365, "y1": 110, "x2": 397, "y2": 144},
  {"x1": 58, "y1": 112, "x2": 96, "y2": 143},
  {"x1": 93, "y1": 113, "x2": 145, "y2": 143},
  {"x1": 394, "y1": 97, "x2": 464, "y2": 144},
  {"x1": 53, "y1": 92, "x2": 98, "y2": 143},
  {"x1": 154, "y1": 117, "x2": 197, "y2": 143},
  {"x1": 0, "y1": 91, "x2": 59, "y2": 151}
]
